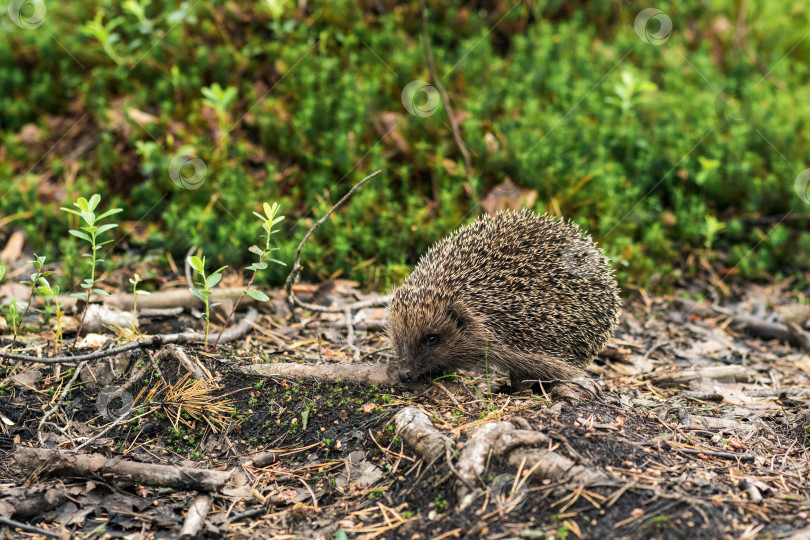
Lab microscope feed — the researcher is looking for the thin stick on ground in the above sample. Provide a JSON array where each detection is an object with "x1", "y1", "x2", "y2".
[
  {"x1": 38, "y1": 360, "x2": 87, "y2": 446},
  {"x1": 0, "y1": 307, "x2": 258, "y2": 365},
  {"x1": 0, "y1": 516, "x2": 62, "y2": 538},
  {"x1": 284, "y1": 169, "x2": 383, "y2": 312},
  {"x1": 420, "y1": 0, "x2": 473, "y2": 177}
]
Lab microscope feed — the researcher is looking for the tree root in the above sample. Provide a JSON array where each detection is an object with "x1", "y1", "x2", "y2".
[
  {"x1": 391, "y1": 407, "x2": 453, "y2": 466},
  {"x1": 390, "y1": 407, "x2": 611, "y2": 511}
]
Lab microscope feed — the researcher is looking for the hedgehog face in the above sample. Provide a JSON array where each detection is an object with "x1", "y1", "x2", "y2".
[{"x1": 387, "y1": 289, "x2": 482, "y2": 383}]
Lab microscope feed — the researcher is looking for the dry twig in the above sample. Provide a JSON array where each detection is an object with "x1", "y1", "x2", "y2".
[{"x1": 284, "y1": 170, "x2": 383, "y2": 313}]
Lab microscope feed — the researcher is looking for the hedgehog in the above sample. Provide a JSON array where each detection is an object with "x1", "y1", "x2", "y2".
[{"x1": 386, "y1": 209, "x2": 621, "y2": 391}]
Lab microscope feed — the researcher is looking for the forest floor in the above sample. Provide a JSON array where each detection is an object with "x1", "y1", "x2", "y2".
[{"x1": 1, "y1": 274, "x2": 809, "y2": 540}]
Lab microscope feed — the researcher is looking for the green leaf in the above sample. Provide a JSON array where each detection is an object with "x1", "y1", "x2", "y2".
[
  {"x1": 68, "y1": 230, "x2": 92, "y2": 242},
  {"x1": 212, "y1": 265, "x2": 228, "y2": 276},
  {"x1": 96, "y1": 208, "x2": 123, "y2": 221},
  {"x1": 263, "y1": 202, "x2": 273, "y2": 218},
  {"x1": 268, "y1": 258, "x2": 287, "y2": 266},
  {"x1": 0, "y1": 263, "x2": 5, "y2": 282},
  {"x1": 88, "y1": 194, "x2": 101, "y2": 212},
  {"x1": 206, "y1": 273, "x2": 222, "y2": 288},
  {"x1": 210, "y1": 302, "x2": 221, "y2": 308},
  {"x1": 189, "y1": 256, "x2": 204, "y2": 274},
  {"x1": 94, "y1": 289, "x2": 111, "y2": 296},
  {"x1": 190, "y1": 288, "x2": 206, "y2": 302},
  {"x1": 252, "y1": 212, "x2": 266, "y2": 221},
  {"x1": 37, "y1": 286, "x2": 53, "y2": 295},
  {"x1": 135, "y1": 290, "x2": 151, "y2": 295},
  {"x1": 246, "y1": 289, "x2": 270, "y2": 302},
  {"x1": 95, "y1": 223, "x2": 118, "y2": 235},
  {"x1": 61, "y1": 207, "x2": 81, "y2": 216},
  {"x1": 76, "y1": 197, "x2": 90, "y2": 212},
  {"x1": 248, "y1": 245, "x2": 263, "y2": 256},
  {"x1": 70, "y1": 292, "x2": 86, "y2": 298},
  {"x1": 252, "y1": 262, "x2": 268, "y2": 270}
]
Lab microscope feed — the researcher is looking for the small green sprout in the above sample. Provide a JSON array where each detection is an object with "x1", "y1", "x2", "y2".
[
  {"x1": 61, "y1": 194, "x2": 123, "y2": 343},
  {"x1": 79, "y1": 11, "x2": 125, "y2": 65},
  {"x1": 210, "y1": 201, "x2": 285, "y2": 349},
  {"x1": 13, "y1": 254, "x2": 55, "y2": 348},
  {"x1": 188, "y1": 254, "x2": 227, "y2": 345},
  {"x1": 129, "y1": 273, "x2": 151, "y2": 334},
  {"x1": 201, "y1": 83, "x2": 238, "y2": 154},
  {"x1": 36, "y1": 276, "x2": 63, "y2": 353}
]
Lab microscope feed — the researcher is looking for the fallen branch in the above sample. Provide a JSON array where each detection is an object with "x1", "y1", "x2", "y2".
[
  {"x1": 242, "y1": 361, "x2": 393, "y2": 386},
  {"x1": 675, "y1": 297, "x2": 803, "y2": 345},
  {"x1": 0, "y1": 516, "x2": 62, "y2": 538},
  {"x1": 650, "y1": 365, "x2": 749, "y2": 387},
  {"x1": 727, "y1": 314, "x2": 797, "y2": 343},
  {"x1": 13, "y1": 447, "x2": 234, "y2": 491},
  {"x1": 0, "y1": 308, "x2": 257, "y2": 365},
  {"x1": 179, "y1": 494, "x2": 213, "y2": 539},
  {"x1": 0, "y1": 483, "x2": 69, "y2": 520},
  {"x1": 684, "y1": 387, "x2": 810, "y2": 400},
  {"x1": 663, "y1": 443, "x2": 755, "y2": 462},
  {"x1": 786, "y1": 321, "x2": 810, "y2": 352},
  {"x1": 56, "y1": 287, "x2": 267, "y2": 313}
]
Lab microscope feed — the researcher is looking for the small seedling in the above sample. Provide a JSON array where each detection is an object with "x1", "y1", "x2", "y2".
[
  {"x1": 605, "y1": 70, "x2": 658, "y2": 119},
  {"x1": 13, "y1": 254, "x2": 54, "y2": 348},
  {"x1": 0, "y1": 262, "x2": 21, "y2": 344},
  {"x1": 201, "y1": 82, "x2": 237, "y2": 154},
  {"x1": 210, "y1": 201, "x2": 285, "y2": 349},
  {"x1": 36, "y1": 276, "x2": 63, "y2": 353},
  {"x1": 61, "y1": 194, "x2": 123, "y2": 344},
  {"x1": 129, "y1": 273, "x2": 151, "y2": 334},
  {"x1": 79, "y1": 11, "x2": 126, "y2": 65},
  {"x1": 188, "y1": 254, "x2": 227, "y2": 345}
]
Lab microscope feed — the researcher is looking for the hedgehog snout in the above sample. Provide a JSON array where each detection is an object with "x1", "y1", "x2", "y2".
[{"x1": 398, "y1": 369, "x2": 414, "y2": 383}]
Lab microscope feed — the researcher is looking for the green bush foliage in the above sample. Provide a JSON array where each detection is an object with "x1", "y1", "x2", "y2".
[{"x1": 1, "y1": 1, "x2": 809, "y2": 291}]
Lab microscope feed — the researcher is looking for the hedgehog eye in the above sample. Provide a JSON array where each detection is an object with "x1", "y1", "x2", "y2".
[{"x1": 423, "y1": 334, "x2": 440, "y2": 346}]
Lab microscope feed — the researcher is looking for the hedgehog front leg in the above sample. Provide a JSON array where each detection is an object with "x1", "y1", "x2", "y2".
[{"x1": 510, "y1": 371, "x2": 530, "y2": 392}]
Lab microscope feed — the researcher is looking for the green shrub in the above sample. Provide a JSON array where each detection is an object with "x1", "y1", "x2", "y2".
[{"x1": 1, "y1": 1, "x2": 808, "y2": 291}]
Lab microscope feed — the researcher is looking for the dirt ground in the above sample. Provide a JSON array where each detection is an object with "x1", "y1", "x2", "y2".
[{"x1": 1, "y1": 277, "x2": 809, "y2": 540}]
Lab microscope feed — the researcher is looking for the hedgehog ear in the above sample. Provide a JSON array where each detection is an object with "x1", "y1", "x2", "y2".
[{"x1": 447, "y1": 308, "x2": 466, "y2": 330}]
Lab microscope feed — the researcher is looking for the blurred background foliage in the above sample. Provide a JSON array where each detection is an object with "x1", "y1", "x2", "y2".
[{"x1": 1, "y1": 0, "x2": 809, "y2": 292}]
